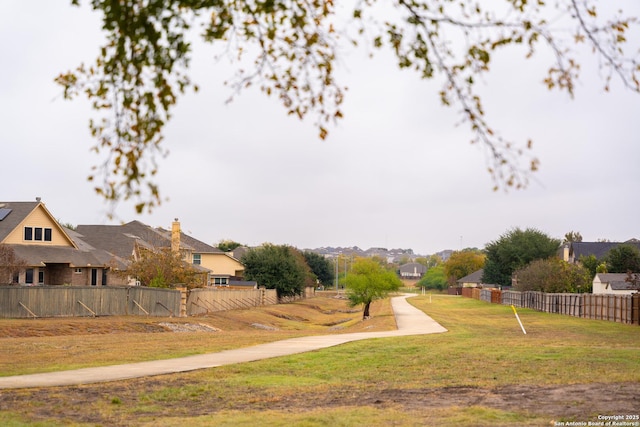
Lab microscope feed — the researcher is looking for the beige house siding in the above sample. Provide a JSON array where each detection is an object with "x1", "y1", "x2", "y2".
[
  {"x1": 200, "y1": 253, "x2": 244, "y2": 278},
  {"x1": 2, "y1": 204, "x2": 75, "y2": 247}
]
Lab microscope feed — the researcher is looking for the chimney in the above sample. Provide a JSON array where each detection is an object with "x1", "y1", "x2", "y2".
[{"x1": 171, "y1": 218, "x2": 181, "y2": 253}]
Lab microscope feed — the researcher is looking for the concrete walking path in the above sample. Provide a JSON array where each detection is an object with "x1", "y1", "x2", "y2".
[{"x1": 0, "y1": 294, "x2": 447, "y2": 389}]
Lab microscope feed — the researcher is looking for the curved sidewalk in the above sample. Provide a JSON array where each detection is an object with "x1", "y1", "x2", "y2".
[{"x1": 0, "y1": 294, "x2": 447, "y2": 389}]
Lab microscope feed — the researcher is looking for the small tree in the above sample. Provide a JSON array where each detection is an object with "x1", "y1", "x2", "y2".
[
  {"x1": 625, "y1": 272, "x2": 640, "y2": 290},
  {"x1": 416, "y1": 265, "x2": 447, "y2": 291},
  {"x1": 345, "y1": 258, "x2": 402, "y2": 320},
  {"x1": 0, "y1": 245, "x2": 27, "y2": 285},
  {"x1": 514, "y1": 258, "x2": 591, "y2": 293},
  {"x1": 125, "y1": 248, "x2": 206, "y2": 289}
]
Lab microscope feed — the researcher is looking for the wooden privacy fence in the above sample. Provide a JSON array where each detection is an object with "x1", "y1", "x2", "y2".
[
  {"x1": 582, "y1": 293, "x2": 637, "y2": 324},
  {"x1": 187, "y1": 288, "x2": 278, "y2": 315},
  {"x1": 463, "y1": 288, "x2": 640, "y2": 325},
  {"x1": 0, "y1": 286, "x2": 280, "y2": 318},
  {"x1": 0, "y1": 286, "x2": 181, "y2": 318},
  {"x1": 128, "y1": 287, "x2": 182, "y2": 317}
]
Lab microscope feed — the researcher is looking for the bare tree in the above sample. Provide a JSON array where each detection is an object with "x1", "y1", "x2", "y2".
[{"x1": 0, "y1": 245, "x2": 27, "y2": 285}]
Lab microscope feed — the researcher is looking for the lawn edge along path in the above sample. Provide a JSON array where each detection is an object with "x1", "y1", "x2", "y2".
[{"x1": 0, "y1": 294, "x2": 447, "y2": 389}]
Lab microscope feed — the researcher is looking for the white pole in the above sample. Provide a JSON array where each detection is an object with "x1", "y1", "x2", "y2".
[{"x1": 511, "y1": 305, "x2": 527, "y2": 335}]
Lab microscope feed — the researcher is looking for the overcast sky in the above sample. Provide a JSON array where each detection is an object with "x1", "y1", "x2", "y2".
[{"x1": 1, "y1": 1, "x2": 639, "y2": 255}]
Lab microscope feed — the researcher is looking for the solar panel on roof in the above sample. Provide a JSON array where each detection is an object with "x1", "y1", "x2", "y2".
[{"x1": 0, "y1": 208, "x2": 12, "y2": 221}]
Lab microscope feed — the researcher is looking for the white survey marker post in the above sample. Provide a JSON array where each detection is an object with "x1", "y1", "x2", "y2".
[{"x1": 511, "y1": 305, "x2": 527, "y2": 335}]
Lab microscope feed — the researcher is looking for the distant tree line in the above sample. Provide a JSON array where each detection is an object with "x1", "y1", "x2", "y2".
[{"x1": 414, "y1": 228, "x2": 640, "y2": 294}]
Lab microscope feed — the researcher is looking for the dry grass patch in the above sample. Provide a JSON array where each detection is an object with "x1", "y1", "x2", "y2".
[{"x1": 0, "y1": 292, "x2": 395, "y2": 376}]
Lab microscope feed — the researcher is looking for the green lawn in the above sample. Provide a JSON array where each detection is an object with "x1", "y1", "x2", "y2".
[{"x1": 0, "y1": 295, "x2": 638, "y2": 426}]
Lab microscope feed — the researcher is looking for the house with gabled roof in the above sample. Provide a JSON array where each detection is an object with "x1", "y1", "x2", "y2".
[
  {"x1": 456, "y1": 269, "x2": 485, "y2": 288},
  {"x1": 0, "y1": 199, "x2": 124, "y2": 286},
  {"x1": 592, "y1": 273, "x2": 640, "y2": 295},
  {"x1": 398, "y1": 262, "x2": 427, "y2": 279},
  {"x1": 76, "y1": 219, "x2": 244, "y2": 287},
  {"x1": 564, "y1": 240, "x2": 640, "y2": 264}
]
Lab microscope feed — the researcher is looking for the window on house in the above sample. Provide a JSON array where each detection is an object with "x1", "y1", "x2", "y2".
[
  {"x1": 193, "y1": 253, "x2": 201, "y2": 265},
  {"x1": 12, "y1": 272, "x2": 19, "y2": 284},
  {"x1": 74, "y1": 268, "x2": 83, "y2": 273},
  {"x1": 25, "y1": 269, "x2": 34, "y2": 284},
  {"x1": 214, "y1": 277, "x2": 228, "y2": 286},
  {"x1": 23, "y1": 227, "x2": 52, "y2": 242},
  {"x1": 38, "y1": 270, "x2": 44, "y2": 284}
]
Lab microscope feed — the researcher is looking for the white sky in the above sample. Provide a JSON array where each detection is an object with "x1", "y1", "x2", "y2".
[{"x1": 1, "y1": 1, "x2": 639, "y2": 255}]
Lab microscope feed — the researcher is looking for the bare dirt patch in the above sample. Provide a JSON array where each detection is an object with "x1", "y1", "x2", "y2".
[
  {"x1": 0, "y1": 378, "x2": 636, "y2": 426},
  {"x1": 157, "y1": 322, "x2": 220, "y2": 333}
]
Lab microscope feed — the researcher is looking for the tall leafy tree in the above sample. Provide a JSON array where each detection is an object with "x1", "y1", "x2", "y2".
[
  {"x1": 242, "y1": 244, "x2": 307, "y2": 297},
  {"x1": 443, "y1": 250, "x2": 486, "y2": 286},
  {"x1": 292, "y1": 249, "x2": 319, "y2": 289},
  {"x1": 125, "y1": 247, "x2": 207, "y2": 289},
  {"x1": 57, "y1": 1, "x2": 640, "y2": 213},
  {"x1": 345, "y1": 258, "x2": 402, "y2": 320},
  {"x1": 483, "y1": 228, "x2": 561, "y2": 287},
  {"x1": 605, "y1": 245, "x2": 640, "y2": 273},
  {"x1": 302, "y1": 251, "x2": 334, "y2": 287}
]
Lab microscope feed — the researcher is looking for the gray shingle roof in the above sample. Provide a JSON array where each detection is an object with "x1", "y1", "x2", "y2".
[
  {"x1": 160, "y1": 229, "x2": 221, "y2": 254},
  {"x1": 0, "y1": 202, "x2": 39, "y2": 242},
  {"x1": 76, "y1": 221, "x2": 221, "y2": 260},
  {"x1": 595, "y1": 273, "x2": 640, "y2": 291},
  {"x1": 457, "y1": 269, "x2": 484, "y2": 284},
  {"x1": 9, "y1": 244, "x2": 126, "y2": 269},
  {"x1": 571, "y1": 241, "x2": 640, "y2": 261},
  {"x1": 76, "y1": 221, "x2": 170, "y2": 260},
  {"x1": 399, "y1": 263, "x2": 427, "y2": 274}
]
